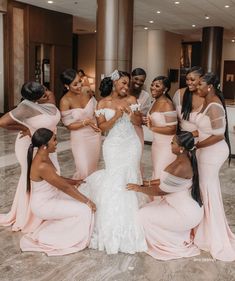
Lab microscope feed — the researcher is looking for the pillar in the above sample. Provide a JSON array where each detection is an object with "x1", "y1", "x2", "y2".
[{"x1": 201, "y1": 26, "x2": 223, "y2": 77}]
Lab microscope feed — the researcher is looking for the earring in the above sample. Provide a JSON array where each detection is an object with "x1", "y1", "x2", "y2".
[
  {"x1": 180, "y1": 148, "x2": 184, "y2": 154},
  {"x1": 43, "y1": 146, "x2": 47, "y2": 150},
  {"x1": 208, "y1": 87, "x2": 211, "y2": 92}
]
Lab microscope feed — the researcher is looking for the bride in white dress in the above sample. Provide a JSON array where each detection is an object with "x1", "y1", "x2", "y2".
[{"x1": 80, "y1": 70, "x2": 147, "y2": 254}]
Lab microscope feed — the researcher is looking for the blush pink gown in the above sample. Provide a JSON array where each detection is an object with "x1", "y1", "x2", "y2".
[
  {"x1": 149, "y1": 111, "x2": 177, "y2": 179},
  {"x1": 20, "y1": 179, "x2": 93, "y2": 256},
  {"x1": 61, "y1": 97, "x2": 101, "y2": 179},
  {"x1": 139, "y1": 171, "x2": 203, "y2": 260},
  {"x1": 194, "y1": 102, "x2": 235, "y2": 261},
  {"x1": 0, "y1": 101, "x2": 60, "y2": 232}
]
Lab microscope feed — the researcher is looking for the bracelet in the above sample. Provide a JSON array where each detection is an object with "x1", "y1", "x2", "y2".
[{"x1": 148, "y1": 180, "x2": 151, "y2": 187}]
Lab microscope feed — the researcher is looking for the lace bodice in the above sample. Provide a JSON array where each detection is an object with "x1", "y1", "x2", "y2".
[{"x1": 95, "y1": 105, "x2": 140, "y2": 139}]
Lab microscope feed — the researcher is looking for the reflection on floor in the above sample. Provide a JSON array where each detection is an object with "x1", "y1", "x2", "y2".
[{"x1": 0, "y1": 127, "x2": 234, "y2": 281}]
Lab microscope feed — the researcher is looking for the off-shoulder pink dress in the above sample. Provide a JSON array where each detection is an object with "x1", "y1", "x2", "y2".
[
  {"x1": 194, "y1": 103, "x2": 235, "y2": 261},
  {"x1": 20, "y1": 179, "x2": 93, "y2": 256},
  {"x1": 61, "y1": 97, "x2": 101, "y2": 179},
  {"x1": 139, "y1": 171, "x2": 203, "y2": 260},
  {"x1": 0, "y1": 101, "x2": 60, "y2": 232},
  {"x1": 149, "y1": 111, "x2": 177, "y2": 179}
]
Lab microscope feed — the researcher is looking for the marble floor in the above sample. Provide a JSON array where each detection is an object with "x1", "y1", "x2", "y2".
[{"x1": 0, "y1": 127, "x2": 234, "y2": 281}]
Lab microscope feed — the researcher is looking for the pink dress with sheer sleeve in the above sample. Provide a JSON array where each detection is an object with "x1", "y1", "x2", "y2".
[
  {"x1": 149, "y1": 110, "x2": 177, "y2": 179},
  {"x1": 20, "y1": 179, "x2": 93, "y2": 256},
  {"x1": 139, "y1": 171, "x2": 203, "y2": 260},
  {"x1": 194, "y1": 102, "x2": 235, "y2": 261},
  {"x1": 0, "y1": 100, "x2": 60, "y2": 233},
  {"x1": 61, "y1": 97, "x2": 101, "y2": 179}
]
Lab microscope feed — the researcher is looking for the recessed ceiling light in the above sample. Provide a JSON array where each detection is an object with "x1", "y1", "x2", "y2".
[
  {"x1": 47, "y1": 1, "x2": 54, "y2": 3},
  {"x1": 205, "y1": 15, "x2": 210, "y2": 20},
  {"x1": 232, "y1": 39, "x2": 235, "y2": 43},
  {"x1": 174, "y1": 1, "x2": 180, "y2": 4},
  {"x1": 192, "y1": 24, "x2": 196, "y2": 27},
  {"x1": 149, "y1": 20, "x2": 154, "y2": 24},
  {"x1": 156, "y1": 10, "x2": 161, "y2": 14},
  {"x1": 225, "y1": 5, "x2": 230, "y2": 8},
  {"x1": 144, "y1": 27, "x2": 148, "y2": 30}
]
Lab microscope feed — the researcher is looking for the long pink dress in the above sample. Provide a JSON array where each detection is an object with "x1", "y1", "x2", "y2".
[
  {"x1": 139, "y1": 171, "x2": 203, "y2": 260},
  {"x1": 149, "y1": 111, "x2": 177, "y2": 179},
  {"x1": 20, "y1": 179, "x2": 93, "y2": 256},
  {"x1": 61, "y1": 97, "x2": 101, "y2": 179},
  {"x1": 134, "y1": 90, "x2": 152, "y2": 148},
  {"x1": 194, "y1": 102, "x2": 235, "y2": 261},
  {"x1": 0, "y1": 100, "x2": 60, "y2": 232}
]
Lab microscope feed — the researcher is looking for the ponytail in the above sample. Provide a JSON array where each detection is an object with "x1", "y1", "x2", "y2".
[{"x1": 27, "y1": 143, "x2": 34, "y2": 192}]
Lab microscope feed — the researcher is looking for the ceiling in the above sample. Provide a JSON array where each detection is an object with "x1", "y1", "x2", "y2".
[{"x1": 18, "y1": 0, "x2": 235, "y2": 42}]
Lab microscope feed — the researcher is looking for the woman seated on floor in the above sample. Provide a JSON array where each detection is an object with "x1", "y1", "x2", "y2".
[
  {"x1": 20, "y1": 128, "x2": 96, "y2": 256},
  {"x1": 127, "y1": 131, "x2": 204, "y2": 260}
]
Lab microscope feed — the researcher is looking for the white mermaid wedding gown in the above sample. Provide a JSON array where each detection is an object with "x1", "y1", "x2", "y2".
[{"x1": 80, "y1": 107, "x2": 148, "y2": 254}]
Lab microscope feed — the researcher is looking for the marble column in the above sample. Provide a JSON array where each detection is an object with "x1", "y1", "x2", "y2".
[
  {"x1": 201, "y1": 26, "x2": 223, "y2": 77},
  {"x1": 96, "y1": 0, "x2": 133, "y2": 97},
  {"x1": 147, "y1": 30, "x2": 166, "y2": 77}
]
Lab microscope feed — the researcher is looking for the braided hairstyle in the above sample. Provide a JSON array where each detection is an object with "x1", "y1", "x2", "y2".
[
  {"x1": 182, "y1": 66, "x2": 204, "y2": 120},
  {"x1": 176, "y1": 131, "x2": 203, "y2": 207},
  {"x1": 27, "y1": 128, "x2": 53, "y2": 192}
]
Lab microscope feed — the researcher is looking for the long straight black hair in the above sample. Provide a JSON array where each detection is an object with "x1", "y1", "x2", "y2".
[
  {"x1": 181, "y1": 66, "x2": 204, "y2": 120},
  {"x1": 176, "y1": 131, "x2": 203, "y2": 207},
  {"x1": 27, "y1": 128, "x2": 54, "y2": 192}
]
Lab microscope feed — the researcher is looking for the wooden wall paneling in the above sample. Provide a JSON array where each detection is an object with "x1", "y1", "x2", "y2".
[
  {"x1": 53, "y1": 45, "x2": 72, "y2": 104},
  {"x1": 0, "y1": 0, "x2": 7, "y2": 13}
]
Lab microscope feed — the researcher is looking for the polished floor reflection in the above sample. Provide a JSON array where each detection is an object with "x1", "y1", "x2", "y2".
[{"x1": 0, "y1": 127, "x2": 234, "y2": 281}]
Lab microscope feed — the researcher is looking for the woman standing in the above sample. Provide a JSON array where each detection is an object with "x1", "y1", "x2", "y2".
[
  {"x1": 147, "y1": 76, "x2": 177, "y2": 179},
  {"x1": 194, "y1": 73, "x2": 235, "y2": 261},
  {"x1": 173, "y1": 66, "x2": 204, "y2": 133},
  {"x1": 129, "y1": 68, "x2": 152, "y2": 147},
  {"x1": 80, "y1": 70, "x2": 148, "y2": 254},
  {"x1": 0, "y1": 82, "x2": 60, "y2": 232},
  {"x1": 20, "y1": 128, "x2": 95, "y2": 256},
  {"x1": 127, "y1": 131, "x2": 203, "y2": 260},
  {"x1": 60, "y1": 69, "x2": 101, "y2": 179}
]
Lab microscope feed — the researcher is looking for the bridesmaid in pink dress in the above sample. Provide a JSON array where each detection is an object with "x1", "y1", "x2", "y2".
[
  {"x1": 60, "y1": 69, "x2": 101, "y2": 179},
  {"x1": 194, "y1": 73, "x2": 235, "y2": 261},
  {"x1": 129, "y1": 68, "x2": 152, "y2": 148},
  {"x1": 173, "y1": 67, "x2": 204, "y2": 134},
  {"x1": 127, "y1": 131, "x2": 203, "y2": 260},
  {"x1": 20, "y1": 128, "x2": 95, "y2": 256},
  {"x1": 146, "y1": 76, "x2": 177, "y2": 180},
  {"x1": 0, "y1": 82, "x2": 60, "y2": 232}
]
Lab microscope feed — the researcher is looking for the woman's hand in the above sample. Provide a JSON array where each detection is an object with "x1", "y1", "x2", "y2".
[
  {"x1": 19, "y1": 128, "x2": 31, "y2": 138},
  {"x1": 86, "y1": 200, "x2": 96, "y2": 212},
  {"x1": 146, "y1": 116, "x2": 152, "y2": 129},
  {"x1": 192, "y1": 130, "x2": 199, "y2": 138},
  {"x1": 115, "y1": 107, "x2": 124, "y2": 119},
  {"x1": 126, "y1": 183, "x2": 141, "y2": 192},
  {"x1": 83, "y1": 119, "x2": 101, "y2": 132},
  {"x1": 142, "y1": 116, "x2": 148, "y2": 125},
  {"x1": 74, "y1": 179, "x2": 86, "y2": 187}
]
